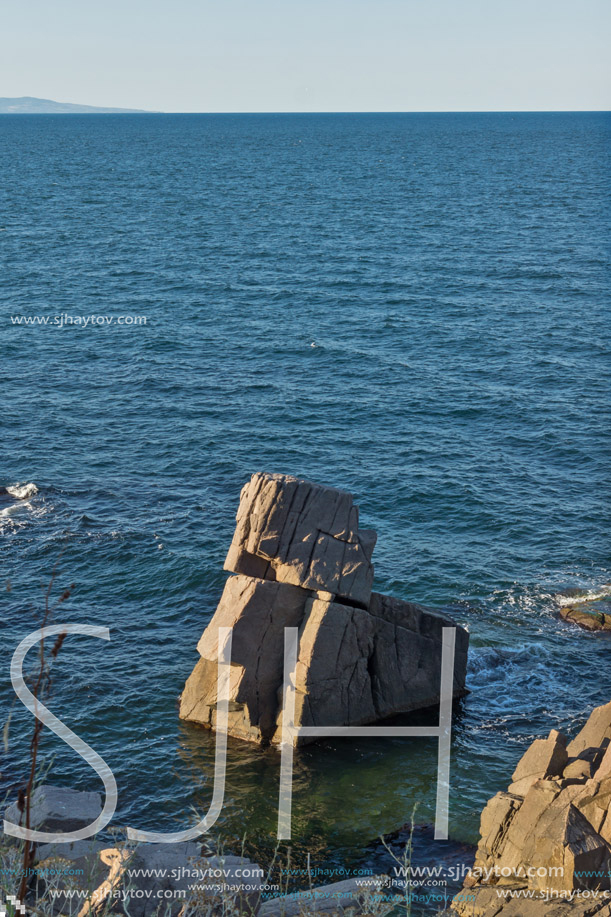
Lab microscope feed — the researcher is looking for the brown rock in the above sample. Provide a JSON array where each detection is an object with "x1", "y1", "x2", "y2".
[
  {"x1": 498, "y1": 780, "x2": 563, "y2": 876},
  {"x1": 472, "y1": 791, "x2": 524, "y2": 873},
  {"x1": 180, "y1": 576, "x2": 469, "y2": 745},
  {"x1": 560, "y1": 606, "x2": 610, "y2": 631},
  {"x1": 285, "y1": 592, "x2": 469, "y2": 744},
  {"x1": 568, "y1": 703, "x2": 611, "y2": 760},
  {"x1": 224, "y1": 473, "x2": 376, "y2": 607},
  {"x1": 508, "y1": 731, "x2": 569, "y2": 797},
  {"x1": 574, "y1": 777, "x2": 611, "y2": 835},
  {"x1": 180, "y1": 474, "x2": 469, "y2": 748},
  {"x1": 494, "y1": 896, "x2": 609, "y2": 916},
  {"x1": 523, "y1": 799, "x2": 611, "y2": 891},
  {"x1": 179, "y1": 576, "x2": 311, "y2": 743},
  {"x1": 451, "y1": 885, "x2": 509, "y2": 916},
  {"x1": 452, "y1": 700, "x2": 611, "y2": 916},
  {"x1": 559, "y1": 599, "x2": 611, "y2": 633},
  {"x1": 452, "y1": 886, "x2": 611, "y2": 916},
  {"x1": 564, "y1": 759, "x2": 595, "y2": 783},
  {"x1": 594, "y1": 745, "x2": 611, "y2": 782}
]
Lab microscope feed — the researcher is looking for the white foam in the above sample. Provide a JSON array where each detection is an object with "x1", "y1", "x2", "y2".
[
  {"x1": 5, "y1": 483, "x2": 38, "y2": 499},
  {"x1": 554, "y1": 587, "x2": 611, "y2": 608},
  {"x1": 1, "y1": 503, "x2": 22, "y2": 519}
]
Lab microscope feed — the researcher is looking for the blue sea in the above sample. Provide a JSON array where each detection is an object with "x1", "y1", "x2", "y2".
[{"x1": 1, "y1": 112, "x2": 610, "y2": 905}]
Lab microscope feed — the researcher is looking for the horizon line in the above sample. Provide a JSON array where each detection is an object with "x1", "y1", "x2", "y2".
[{"x1": 2, "y1": 108, "x2": 609, "y2": 115}]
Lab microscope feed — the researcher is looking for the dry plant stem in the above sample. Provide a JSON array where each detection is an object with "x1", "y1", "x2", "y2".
[
  {"x1": 76, "y1": 847, "x2": 132, "y2": 917},
  {"x1": 18, "y1": 561, "x2": 72, "y2": 904}
]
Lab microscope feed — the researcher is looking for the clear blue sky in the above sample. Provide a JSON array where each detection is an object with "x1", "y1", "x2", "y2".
[{"x1": 1, "y1": 0, "x2": 609, "y2": 112}]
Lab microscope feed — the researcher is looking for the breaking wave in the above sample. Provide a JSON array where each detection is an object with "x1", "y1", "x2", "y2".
[
  {"x1": 4, "y1": 482, "x2": 39, "y2": 499},
  {"x1": 553, "y1": 587, "x2": 611, "y2": 608}
]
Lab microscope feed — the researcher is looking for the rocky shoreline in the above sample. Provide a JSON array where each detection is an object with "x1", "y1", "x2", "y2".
[
  {"x1": 3, "y1": 475, "x2": 610, "y2": 916},
  {"x1": 449, "y1": 701, "x2": 611, "y2": 916},
  {"x1": 2, "y1": 785, "x2": 394, "y2": 915}
]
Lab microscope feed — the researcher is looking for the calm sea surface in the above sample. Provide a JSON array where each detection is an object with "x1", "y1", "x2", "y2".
[{"x1": 1, "y1": 112, "x2": 610, "y2": 893}]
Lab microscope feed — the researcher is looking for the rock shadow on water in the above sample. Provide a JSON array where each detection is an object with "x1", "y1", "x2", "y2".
[{"x1": 176, "y1": 699, "x2": 470, "y2": 867}]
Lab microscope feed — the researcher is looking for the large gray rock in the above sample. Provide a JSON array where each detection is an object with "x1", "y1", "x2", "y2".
[
  {"x1": 224, "y1": 473, "x2": 376, "y2": 607},
  {"x1": 35, "y1": 839, "x2": 106, "y2": 863},
  {"x1": 288, "y1": 592, "x2": 469, "y2": 744},
  {"x1": 4, "y1": 785, "x2": 102, "y2": 835},
  {"x1": 185, "y1": 853, "x2": 263, "y2": 915},
  {"x1": 119, "y1": 842, "x2": 203, "y2": 915},
  {"x1": 181, "y1": 474, "x2": 469, "y2": 747},
  {"x1": 121, "y1": 847, "x2": 261, "y2": 916},
  {"x1": 33, "y1": 843, "x2": 129, "y2": 916},
  {"x1": 180, "y1": 576, "x2": 469, "y2": 746}
]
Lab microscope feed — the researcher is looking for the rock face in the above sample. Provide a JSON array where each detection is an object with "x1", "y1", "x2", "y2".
[
  {"x1": 180, "y1": 473, "x2": 469, "y2": 746},
  {"x1": 452, "y1": 701, "x2": 611, "y2": 916},
  {"x1": 224, "y1": 473, "x2": 377, "y2": 607},
  {"x1": 560, "y1": 602, "x2": 611, "y2": 633}
]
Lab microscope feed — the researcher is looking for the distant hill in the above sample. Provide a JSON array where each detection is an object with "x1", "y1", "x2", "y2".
[{"x1": 0, "y1": 96, "x2": 154, "y2": 113}]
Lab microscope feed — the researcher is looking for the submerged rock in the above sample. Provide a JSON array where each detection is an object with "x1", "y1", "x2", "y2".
[
  {"x1": 4, "y1": 785, "x2": 102, "y2": 835},
  {"x1": 180, "y1": 473, "x2": 469, "y2": 746}
]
